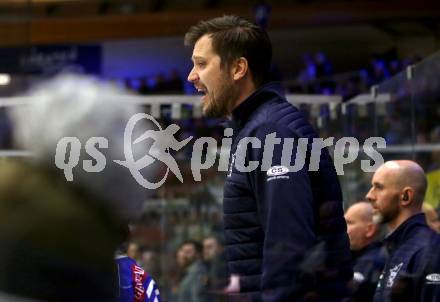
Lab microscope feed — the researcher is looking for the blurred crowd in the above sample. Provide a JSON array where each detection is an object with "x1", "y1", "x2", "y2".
[
  {"x1": 0, "y1": 50, "x2": 437, "y2": 153},
  {"x1": 121, "y1": 68, "x2": 185, "y2": 95},
  {"x1": 121, "y1": 234, "x2": 229, "y2": 302},
  {"x1": 115, "y1": 51, "x2": 424, "y2": 103},
  {"x1": 289, "y1": 51, "x2": 423, "y2": 101}
]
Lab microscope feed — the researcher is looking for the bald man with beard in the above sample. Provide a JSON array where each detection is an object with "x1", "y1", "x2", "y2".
[
  {"x1": 366, "y1": 160, "x2": 439, "y2": 302},
  {"x1": 345, "y1": 202, "x2": 386, "y2": 302}
]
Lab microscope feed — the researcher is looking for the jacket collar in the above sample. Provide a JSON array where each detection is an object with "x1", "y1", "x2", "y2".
[
  {"x1": 352, "y1": 241, "x2": 382, "y2": 261},
  {"x1": 230, "y1": 81, "x2": 285, "y2": 129},
  {"x1": 384, "y1": 213, "x2": 428, "y2": 253}
]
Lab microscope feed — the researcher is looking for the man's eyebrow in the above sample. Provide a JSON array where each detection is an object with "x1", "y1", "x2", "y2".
[
  {"x1": 192, "y1": 56, "x2": 204, "y2": 61},
  {"x1": 372, "y1": 181, "x2": 383, "y2": 187}
]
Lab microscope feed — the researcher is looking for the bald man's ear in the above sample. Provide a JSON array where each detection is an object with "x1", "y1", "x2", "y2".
[
  {"x1": 231, "y1": 57, "x2": 249, "y2": 81},
  {"x1": 365, "y1": 222, "x2": 378, "y2": 239},
  {"x1": 400, "y1": 187, "x2": 414, "y2": 206}
]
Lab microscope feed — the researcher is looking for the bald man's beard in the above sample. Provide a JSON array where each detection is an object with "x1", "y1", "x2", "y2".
[
  {"x1": 372, "y1": 212, "x2": 383, "y2": 225},
  {"x1": 375, "y1": 203, "x2": 400, "y2": 226}
]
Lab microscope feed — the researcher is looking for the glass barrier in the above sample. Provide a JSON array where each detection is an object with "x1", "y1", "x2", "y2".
[
  {"x1": 412, "y1": 51, "x2": 440, "y2": 209},
  {"x1": 338, "y1": 50, "x2": 440, "y2": 208}
]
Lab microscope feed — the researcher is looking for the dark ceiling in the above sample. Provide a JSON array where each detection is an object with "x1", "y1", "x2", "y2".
[{"x1": 0, "y1": 0, "x2": 439, "y2": 46}]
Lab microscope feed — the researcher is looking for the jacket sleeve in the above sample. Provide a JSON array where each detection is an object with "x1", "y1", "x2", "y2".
[
  {"x1": 144, "y1": 275, "x2": 161, "y2": 302},
  {"x1": 244, "y1": 122, "x2": 317, "y2": 302},
  {"x1": 132, "y1": 264, "x2": 161, "y2": 302},
  {"x1": 420, "y1": 243, "x2": 440, "y2": 302},
  {"x1": 403, "y1": 233, "x2": 440, "y2": 302}
]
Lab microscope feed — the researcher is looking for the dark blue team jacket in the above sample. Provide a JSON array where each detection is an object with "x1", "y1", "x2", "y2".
[
  {"x1": 373, "y1": 213, "x2": 438, "y2": 302},
  {"x1": 352, "y1": 241, "x2": 386, "y2": 302},
  {"x1": 223, "y1": 82, "x2": 353, "y2": 301}
]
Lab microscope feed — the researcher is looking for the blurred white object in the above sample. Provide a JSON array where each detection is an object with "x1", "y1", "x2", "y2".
[
  {"x1": 10, "y1": 73, "x2": 155, "y2": 220},
  {"x1": 224, "y1": 274, "x2": 240, "y2": 293},
  {"x1": 0, "y1": 74, "x2": 11, "y2": 86}
]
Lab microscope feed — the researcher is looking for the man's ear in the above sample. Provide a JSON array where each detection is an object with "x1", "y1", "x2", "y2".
[
  {"x1": 400, "y1": 187, "x2": 414, "y2": 206},
  {"x1": 365, "y1": 222, "x2": 377, "y2": 239},
  {"x1": 232, "y1": 57, "x2": 249, "y2": 81}
]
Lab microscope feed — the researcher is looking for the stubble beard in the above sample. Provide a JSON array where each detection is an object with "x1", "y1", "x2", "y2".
[
  {"x1": 375, "y1": 198, "x2": 400, "y2": 226},
  {"x1": 203, "y1": 79, "x2": 237, "y2": 118}
]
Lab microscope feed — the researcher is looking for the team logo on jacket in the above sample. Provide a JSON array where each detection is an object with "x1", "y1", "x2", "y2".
[
  {"x1": 426, "y1": 273, "x2": 440, "y2": 284},
  {"x1": 266, "y1": 165, "x2": 290, "y2": 181},
  {"x1": 386, "y1": 262, "x2": 403, "y2": 288},
  {"x1": 353, "y1": 272, "x2": 365, "y2": 283}
]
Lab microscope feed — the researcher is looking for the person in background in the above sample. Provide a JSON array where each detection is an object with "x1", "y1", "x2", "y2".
[
  {"x1": 345, "y1": 201, "x2": 386, "y2": 302},
  {"x1": 203, "y1": 236, "x2": 229, "y2": 301},
  {"x1": 116, "y1": 240, "x2": 161, "y2": 302},
  {"x1": 127, "y1": 241, "x2": 142, "y2": 263},
  {"x1": 176, "y1": 240, "x2": 208, "y2": 302},
  {"x1": 366, "y1": 160, "x2": 439, "y2": 301},
  {"x1": 422, "y1": 203, "x2": 440, "y2": 233}
]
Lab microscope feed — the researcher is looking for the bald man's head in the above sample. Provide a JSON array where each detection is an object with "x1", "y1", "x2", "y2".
[
  {"x1": 346, "y1": 202, "x2": 374, "y2": 223},
  {"x1": 366, "y1": 160, "x2": 427, "y2": 231},
  {"x1": 378, "y1": 160, "x2": 427, "y2": 207},
  {"x1": 345, "y1": 202, "x2": 379, "y2": 251}
]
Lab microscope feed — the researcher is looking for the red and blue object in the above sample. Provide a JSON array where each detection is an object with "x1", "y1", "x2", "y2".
[{"x1": 116, "y1": 256, "x2": 161, "y2": 302}]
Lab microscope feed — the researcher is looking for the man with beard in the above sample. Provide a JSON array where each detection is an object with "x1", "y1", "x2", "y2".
[
  {"x1": 366, "y1": 160, "x2": 439, "y2": 301},
  {"x1": 185, "y1": 15, "x2": 352, "y2": 301},
  {"x1": 176, "y1": 240, "x2": 208, "y2": 302}
]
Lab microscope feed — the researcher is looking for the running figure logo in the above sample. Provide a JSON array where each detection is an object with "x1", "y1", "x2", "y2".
[{"x1": 114, "y1": 113, "x2": 193, "y2": 189}]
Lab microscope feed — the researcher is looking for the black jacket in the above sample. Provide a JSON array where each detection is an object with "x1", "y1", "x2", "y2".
[
  {"x1": 420, "y1": 233, "x2": 440, "y2": 302},
  {"x1": 223, "y1": 82, "x2": 352, "y2": 301},
  {"x1": 352, "y1": 241, "x2": 386, "y2": 302},
  {"x1": 373, "y1": 213, "x2": 438, "y2": 302}
]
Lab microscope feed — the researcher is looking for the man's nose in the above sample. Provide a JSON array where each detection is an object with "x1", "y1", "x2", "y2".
[
  {"x1": 365, "y1": 189, "x2": 374, "y2": 203},
  {"x1": 187, "y1": 68, "x2": 198, "y2": 83}
]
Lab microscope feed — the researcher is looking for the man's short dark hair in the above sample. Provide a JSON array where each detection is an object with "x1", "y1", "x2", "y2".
[
  {"x1": 179, "y1": 239, "x2": 203, "y2": 255},
  {"x1": 203, "y1": 234, "x2": 225, "y2": 246},
  {"x1": 184, "y1": 15, "x2": 272, "y2": 87}
]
